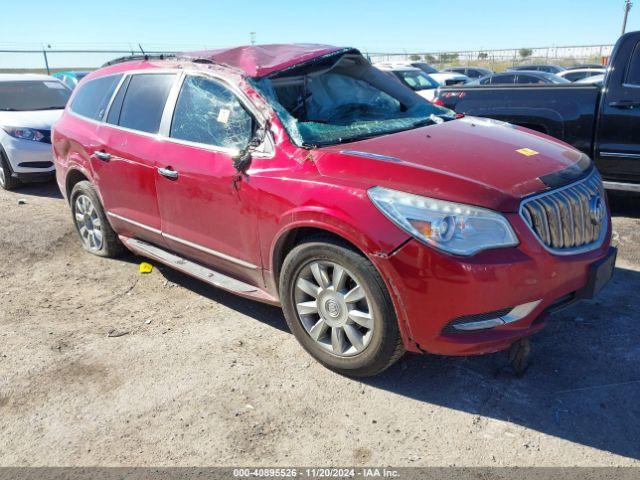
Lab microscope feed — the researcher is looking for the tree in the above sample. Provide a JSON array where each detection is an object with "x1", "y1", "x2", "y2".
[
  {"x1": 409, "y1": 54, "x2": 421, "y2": 61},
  {"x1": 425, "y1": 54, "x2": 437, "y2": 63},
  {"x1": 478, "y1": 52, "x2": 489, "y2": 60},
  {"x1": 519, "y1": 48, "x2": 533, "y2": 59}
]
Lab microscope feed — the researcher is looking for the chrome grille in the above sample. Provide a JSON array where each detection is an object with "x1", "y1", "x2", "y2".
[{"x1": 520, "y1": 170, "x2": 607, "y2": 254}]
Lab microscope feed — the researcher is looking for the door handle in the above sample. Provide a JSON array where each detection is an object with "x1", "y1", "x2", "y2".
[
  {"x1": 609, "y1": 100, "x2": 640, "y2": 109},
  {"x1": 91, "y1": 150, "x2": 111, "y2": 161},
  {"x1": 158, "y1": 167, "x2": 179, "y2": 179}
]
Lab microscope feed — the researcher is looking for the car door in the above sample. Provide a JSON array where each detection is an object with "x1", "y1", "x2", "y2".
[
  {"x1": 154, "y1": 73, "x2": 264, "y2": 284},
  {"x1": 596, "y1": 36, "x2": 640, "y2": 183},
  {"x1": 94, "y1": 72, "x2": 178, "y2": 245}
]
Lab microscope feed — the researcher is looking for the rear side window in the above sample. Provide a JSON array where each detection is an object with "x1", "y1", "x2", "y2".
[
  {"x1": 170, "y1": 75, "x2": 253, "y2": 150},
  {"x1": 117, "y1": 74, "x2": 176, "y2": 134},
  {"x1": 625, "y1": 42, "x2": 640, "y2": 86},
  {"x1": 70, "y1": 74, "x2": 122, "y2": 121},
  {"x1": 492, "y1": 75, "x2": 515, "y2": 85}
]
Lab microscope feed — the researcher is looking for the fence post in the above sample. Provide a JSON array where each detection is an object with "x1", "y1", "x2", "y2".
[{"x1": 42, "y1": 45, "x2": 50, "y2": 74}]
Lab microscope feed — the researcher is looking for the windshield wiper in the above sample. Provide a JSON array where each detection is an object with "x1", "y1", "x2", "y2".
[
  {"x1": 0, "y1": 108, "x2": 19, "y2": 111},
  {"x1": 33, "y1": 106, "x2": 65, "y2": 110}
]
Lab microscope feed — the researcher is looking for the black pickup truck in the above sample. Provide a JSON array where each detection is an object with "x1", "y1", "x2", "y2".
[{"x1": 434, "y1": 31, "x2": 640, "y2": 192}]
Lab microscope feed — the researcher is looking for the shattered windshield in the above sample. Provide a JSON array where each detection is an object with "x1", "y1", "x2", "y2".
[{"x1": 251, "y1": 53, "x2": 453, "y2": 147}]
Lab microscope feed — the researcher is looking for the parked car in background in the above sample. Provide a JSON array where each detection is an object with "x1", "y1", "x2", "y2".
[
  {"x1": 507, "y1": 64, "x2": 566, "y2": 74},
  {"x1": 53, "y1": 44, "x2": 614, "y2": 376},
  {"x1": 376, "y1": 64, "x2": 441, "y2": 101},
  {"x1": 408, "y1": 62, "x2": 469, "y2": 85},
  {"x1": 434, "y1": 30, "x2": 640, "y2": 192},
  {"x1": 467, "y1": 71, "x2": 570, "y2": 85},
  {"x1": 0, "y1": 74, "x2": 70, "y2": 190},
  {"x1": 442, "y1": 66, "x2": 493, "y2": 79},
  {"x1": 575, "y1": 74, "x2": 605, "y2": 86},
  {"x1": 569, "y1": 63, "x2": 606, "y2": 69},
  {"x1": 52, "y1": 71, "x2": 91, "y2": 90},
  {"x1": 556, "y1": 68, "x2": 605, "y2": 82}
]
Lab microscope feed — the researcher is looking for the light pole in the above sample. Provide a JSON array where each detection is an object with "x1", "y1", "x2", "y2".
[
  {"x1": 622, "y1": 0, "x2": 633, "y2": 35},
  {"x1": 250, "y1": 32, "x2": 256, "y2": 45}
]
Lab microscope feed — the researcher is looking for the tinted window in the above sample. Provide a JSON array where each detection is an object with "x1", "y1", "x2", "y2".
[
  {"x1": 517, "y1": 74, "x2": 545, "y2": 84},
  {"x1": 564, "y1": 71, "x2": 587, "y2": 82},
  {"x1": 118, "y1": 74, "x2": 175, "y2": 133},
  {"x1": 491, "y1": 74, "x2": 515, "y2": 85},
  {"x1": 625, "y1": 42, "x2": 640, "y2": 86},
  {"x1": 393, "y1": 70, "x2": 439, "y2": 90},
  {"x1": 70, "y1": 75, "x2": 121, "y2": 120},
  {"x1": 170, "y1": 76, "x2": 253, "y2": 150}
]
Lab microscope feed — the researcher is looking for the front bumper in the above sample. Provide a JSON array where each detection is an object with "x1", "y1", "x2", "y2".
[
  {"x1": 2, "y1": 135, "x2": 55, "y2": 177},
  {"x1": 374, "y1": 212, "x2": 614, "y2": 356}
]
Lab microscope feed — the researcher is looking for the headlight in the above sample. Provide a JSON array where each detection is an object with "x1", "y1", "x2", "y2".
[
  {"x1": 1, "y1": 126, "x2": 46, "y2": 142},
  {"x1": 368, "y1": 186, "x2": 518, "y2": 256}
]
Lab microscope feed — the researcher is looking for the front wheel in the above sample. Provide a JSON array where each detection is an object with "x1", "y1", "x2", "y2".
[
  {"x1": 0, "y1": 151, "x2": 19, "y2": 190},
  {"x1": 280, "y1": 238, "x2": 404, "y2": 377}
]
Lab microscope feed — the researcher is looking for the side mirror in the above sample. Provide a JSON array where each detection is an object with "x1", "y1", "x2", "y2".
[{"x1": 232, "y1": 121, "x2": 269, "y2": 173}]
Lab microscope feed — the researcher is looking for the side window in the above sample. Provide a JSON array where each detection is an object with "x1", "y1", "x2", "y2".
[
  {"x1": 70, "y1": 74, "x2": 122, "y2": 121},
  {"x1": 625, "y1": 42, "x2": 640, "y2": 86},
  {"x1": 170, "y1": 75, "x2": 254, "y2": 150},
  {"x1": 492, "y1": 75, "x2": 515, "y2": 85},
  {"x1": 517, "y1": 74, "x2": 541, "y2": 84},
  {"x1": 564, "y1": 72, "x2": 583, "y2": 82},
  {"x1": 118, "y1": 74, "x2": 176, "y2": 134}
]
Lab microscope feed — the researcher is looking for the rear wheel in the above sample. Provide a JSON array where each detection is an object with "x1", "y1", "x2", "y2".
[
  {"x1": 70, "y1": 181, "x2": 122, "y2": 257},
  {"x1": 0, "y1": 151, "x2": 20, "y2": 190},
  {"x1": 280, "y1": 238, "x2": 404, "y2": 377}
]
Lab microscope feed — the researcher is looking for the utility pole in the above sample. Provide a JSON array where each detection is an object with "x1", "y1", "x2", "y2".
[
  {"x1": 622, "y1": 0, "x2": 633, "y2": 35},
  {"x1": 42, "y1": 44, "x2": 51, "y2": 75},
  {"x1": 250, "y1": 32, "x2": 256, "y2": 45}
]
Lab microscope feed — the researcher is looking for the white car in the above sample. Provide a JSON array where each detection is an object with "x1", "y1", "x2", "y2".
[
  {"x1": 406, "y1": 62, "x2": 470, "y2": 86},
  {"x1": 375, "y1": 64, "x2": 441, "y2": 101},
  {"x1": 556, "y1": 68, "x2": 605, "y2": 82},
  {"x1": 0, "y1": 74, "x2": 70, "y2": 190}
]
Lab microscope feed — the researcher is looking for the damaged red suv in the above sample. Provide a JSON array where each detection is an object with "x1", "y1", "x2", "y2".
[{"x1": 53, "y1": 45, "x2": 615, "y2": 376}]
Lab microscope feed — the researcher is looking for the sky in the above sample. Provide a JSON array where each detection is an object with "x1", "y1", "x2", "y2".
[{"x1": 1, "y1": 0, "x2": 638, "y2": 53}]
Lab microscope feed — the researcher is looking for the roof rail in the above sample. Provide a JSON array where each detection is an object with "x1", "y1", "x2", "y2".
[{"x1": 101, "y1": 53, "x2": 176, "y2": 67}]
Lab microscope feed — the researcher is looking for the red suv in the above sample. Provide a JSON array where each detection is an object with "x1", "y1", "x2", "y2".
[{"x1": 53, "y1": 45, "x2": 615, "y2": 376}]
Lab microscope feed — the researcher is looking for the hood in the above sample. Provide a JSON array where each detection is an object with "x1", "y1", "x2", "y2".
[
  {"x1": 181, "y1": 44, "x2": 351, "y2": 78},
  {"x1": 0, "y1": 109, "x2": 64, "y2": 130},
  {"x1": 314, "y1": 116, "x2": 587, "y2": 212}
]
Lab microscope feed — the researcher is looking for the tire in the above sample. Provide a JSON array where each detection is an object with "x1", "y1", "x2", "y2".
[
  {"x1": 280, "y1": 237, "x2": 405, "y2": 377},
  {"x1": 0, "y1": 150, "x2": 20, "y2": 191},
  {"x1": 70, "y1": 180, "x2": 122, "y2": 258}
]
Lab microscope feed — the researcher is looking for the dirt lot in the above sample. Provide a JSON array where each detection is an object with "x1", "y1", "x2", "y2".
[{"x1": 0, "y1": 181, "x2": 639, "y2": 467}]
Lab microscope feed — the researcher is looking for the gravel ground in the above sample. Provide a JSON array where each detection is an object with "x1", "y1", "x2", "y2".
[{"x1": 0, "y1": 182, "x2": 639, "y2": 467}]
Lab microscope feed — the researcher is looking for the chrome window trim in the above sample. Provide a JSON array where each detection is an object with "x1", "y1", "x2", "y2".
[
  {"x1": 518, "y1": 169, "x2": 608, "y2": 256},
  {"x1": 70, "y1": 67, "x2": 274, "y2": 158},
  {"x1": 107, "y1": 212, "x2": 258, "y2": 270}
]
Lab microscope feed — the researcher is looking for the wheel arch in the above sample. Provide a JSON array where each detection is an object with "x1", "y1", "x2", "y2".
[{"x1": 65, "y1": 168, "x2": 91, "y2": 201}]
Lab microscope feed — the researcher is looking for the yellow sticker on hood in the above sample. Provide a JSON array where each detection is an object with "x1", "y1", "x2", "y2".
[{"x1": 516, "y1": 148, "x2": 539, "y2": 156}]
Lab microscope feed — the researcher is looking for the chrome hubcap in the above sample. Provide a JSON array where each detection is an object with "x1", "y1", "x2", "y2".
[
  {"x1": 73, "y1": 194, "x2": 103, "y2": 251},
  {"x1": 295, "y1": 261, "x2": 374, "y2": 357},
  {"x1": 0, "y1": 165, "x2": 5, "y2": 187}
]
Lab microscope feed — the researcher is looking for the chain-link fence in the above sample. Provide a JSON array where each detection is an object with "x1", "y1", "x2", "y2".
[
  {"x1": 368, "y1": 44, "x2": 614, "y2": 71},
  {"x1": 0, "y1": 43, "x2": 615, "y2": 74}
]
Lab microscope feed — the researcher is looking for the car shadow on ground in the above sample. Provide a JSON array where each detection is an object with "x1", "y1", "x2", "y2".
[
  {"x1": 144, "y1": 248, "x2": 640, "y2": 459},
  {"x1": 362, "y1": 266, "x2": 640, "y2": 460},
  {"x1": 12, "y1": 180, "x2": 63, "y2": 199}
]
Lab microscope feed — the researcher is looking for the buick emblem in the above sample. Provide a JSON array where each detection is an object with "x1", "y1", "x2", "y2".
[{"x1": 589, "y1": 195, "x2": 606, "y2": 225}]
